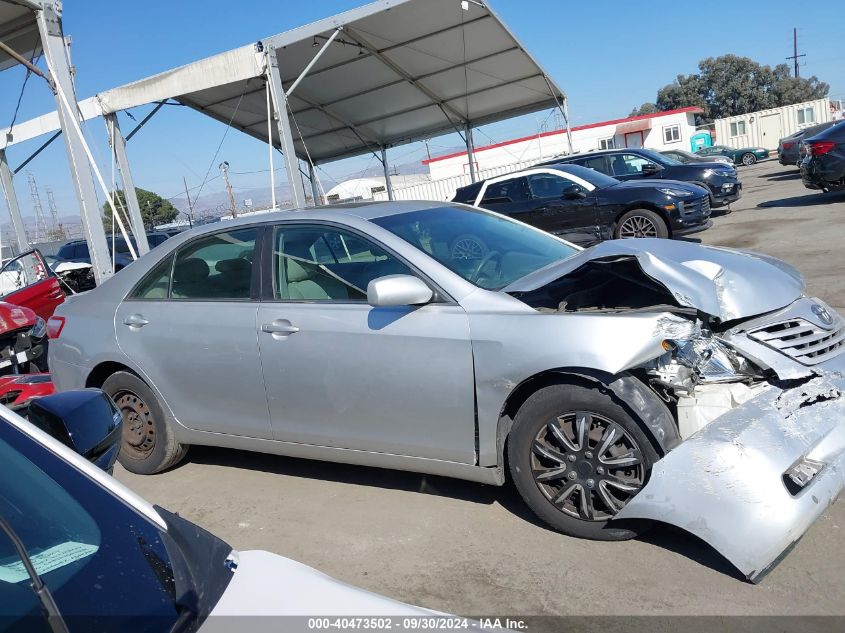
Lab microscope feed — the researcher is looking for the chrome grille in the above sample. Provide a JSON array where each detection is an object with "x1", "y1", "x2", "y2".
[{"x1": 748, "y1": 318, "x2": 845, "y2": 365}]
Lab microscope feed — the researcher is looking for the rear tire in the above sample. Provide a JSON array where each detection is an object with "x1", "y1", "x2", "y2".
[
  {"x1": 741, "y1": 153, "x2": 757, "y2": 166},
  {"x1": 508, "y1": 383, "x2": 659, "y2": 541},
  {"x1": 613, "y1": 209, "x2": 669, "y2": 239},
  {"x1": 102, "y1": 371, "x2": 188, "y2": 474}
]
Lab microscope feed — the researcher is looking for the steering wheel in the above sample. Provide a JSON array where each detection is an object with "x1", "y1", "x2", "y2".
[{"x1": 469, "y1": 250, "x2": 502, "y2": 284}]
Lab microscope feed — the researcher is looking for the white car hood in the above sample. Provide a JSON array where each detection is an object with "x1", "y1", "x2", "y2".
[
  {"x1": 504, "y1": 238, "x2": 805, "y2": 322},
  {"x1": 205, "y1": 550, "x2": 432, "y2": 620}
]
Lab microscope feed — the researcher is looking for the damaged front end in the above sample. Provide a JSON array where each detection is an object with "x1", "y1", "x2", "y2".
[{"x1": 506, "y1": 240, "x2": 845, "y2": 582}]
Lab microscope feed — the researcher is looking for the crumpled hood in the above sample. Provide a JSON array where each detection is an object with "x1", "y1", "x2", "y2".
[{"x1": 504, "y1": 238, "x2": 805, "y2": 322}]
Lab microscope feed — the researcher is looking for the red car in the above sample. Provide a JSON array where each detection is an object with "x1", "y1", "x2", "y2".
[{"x1": 0, "y1": 249, "x2": 65, "y2": 410}]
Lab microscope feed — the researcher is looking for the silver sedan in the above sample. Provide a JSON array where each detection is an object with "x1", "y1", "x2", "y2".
[{"x1": 48, "y1": 201, "x2": 845, "y2": 582}]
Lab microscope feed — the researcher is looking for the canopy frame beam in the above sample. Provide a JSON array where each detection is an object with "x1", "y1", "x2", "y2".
[
  {"x1": 104, "y1": 113, "x2": 149, "y2": 254},
  {"x1": 0, "y1": 149, "x2": 30, "y2": 252}
]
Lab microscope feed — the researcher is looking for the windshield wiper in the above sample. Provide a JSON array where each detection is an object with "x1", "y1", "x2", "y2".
[{"x1": 0, "y1": 515, "x2": 70, "y2": 633}]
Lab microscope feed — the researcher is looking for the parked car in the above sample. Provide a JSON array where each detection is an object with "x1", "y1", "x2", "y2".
[
  {"x1": 56, "y1": 232, "x2": 171, "y2": 271},
  {"x1": 0, "y1": 399, "x2": 430, "y2": 631},
  {"x1": 660, "y1": 148, "x2": 733, "y2": 166},
  {"x1": 800, "y1": 119, "x2": 845, "y2": 192},
  {"x1": 778, "y1": 121, "x2": 840, "y2": 166},
  {"x1": 44, "y1": 255, "x2": 96, "y2": 293},
  {"x1": 451, "y1": 164, "x2": 711, "y2": 245},
  {"x1": 0, "y1": 250, "x2": 65, "y2": 320},
  {"x1": 544, "y1": 148, "x2": 740, "y2": 209},
  {"x1": 695, "y1": 144, "x2": 769, "y2": 166},
  {"x1": 49, "y1": 201, "x2": 845, "y2": 582}
]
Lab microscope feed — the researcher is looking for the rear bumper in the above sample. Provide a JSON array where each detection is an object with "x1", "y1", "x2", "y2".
[
  {"x1": 616, "y1": 351, "x2": 845, "y2": 582},
  {"x1": 801, "y1": 156, "x2": 845, "y2": 190}
]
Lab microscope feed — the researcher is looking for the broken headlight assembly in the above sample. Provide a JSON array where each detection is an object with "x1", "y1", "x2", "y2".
[{"x1": 648, "y1": 330, "x2": 764, "y2": 394}]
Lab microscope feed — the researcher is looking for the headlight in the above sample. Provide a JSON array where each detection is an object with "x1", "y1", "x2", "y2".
[
  {"x1": 31, "y1": 316, "x2": 47, "y2": 339},
  {"x1": 664, "y1": 335, "x2": 761, "y2": 384},
  {"x1": 658, "y1": 187, "x2": 693, "y2": 197}
]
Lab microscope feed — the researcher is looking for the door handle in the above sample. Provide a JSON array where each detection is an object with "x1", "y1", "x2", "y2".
[
  {"x1": 262, "y1": 320, "x2": 299, "y2": 335},
  {"x1": 123, "y1": 314, "x2": 149, "y2": 328}
]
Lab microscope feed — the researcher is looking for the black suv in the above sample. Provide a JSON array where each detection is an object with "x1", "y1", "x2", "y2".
[
  {"x1": 452, "y1": 164, "x2": 711, "y2": 246},
  {"x1": 800, "y1": 119, "x2": 845, "y2": 192},
  {"x1": 545, "y1": 148, "x2": 741, "y2": 209},
  {"x1": 56, "y1": 232, "x2": 170, "y2": 271}
]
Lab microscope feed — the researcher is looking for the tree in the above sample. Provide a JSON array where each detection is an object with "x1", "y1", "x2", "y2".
[
  {"x1": 629, "y1": 102, "x2": 659, "y2": 117},
  {"x1": 103, "y1": 188, "x2": 178, "y2": 231},
  {"x1": 649, "y1": 55, "x2": 829, "y2": 123}
]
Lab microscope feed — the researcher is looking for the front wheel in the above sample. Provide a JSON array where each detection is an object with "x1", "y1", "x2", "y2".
[
  {"x1": 508, "y1": 383, "x2": 659, "y2": 540},
  {"x1": 102, "y1": 370, "x2": 188, "y2": 474},
  {"x1": 613, "y1": 209, "x2": 668, "y2": 239},
  {"x1": 741, "y1": 152, "x2": 757, "y2": 166}
]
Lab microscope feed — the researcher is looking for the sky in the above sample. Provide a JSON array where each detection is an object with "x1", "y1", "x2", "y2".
[{"x1": 1, "y1": 0, "x2": 843, "y2": 222}]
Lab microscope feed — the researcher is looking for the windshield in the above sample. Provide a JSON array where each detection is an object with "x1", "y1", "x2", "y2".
[
  {"x1": 638, "y1": 148, "x2": 681, "y2": 167},
  {"x1": 371, "y1": 206, "x2": 579, "y2": 290}
]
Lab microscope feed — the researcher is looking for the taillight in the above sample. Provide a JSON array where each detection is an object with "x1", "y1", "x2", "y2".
[
  {"x1": 808, "y1": 141, "x2": 836, "y2": 156},
  {"x1": 782, "y1": 142, "x2": 795, "y2": 150},
  {"x1": 46, "y1": 316, "x2": 65, "y2": 339}
]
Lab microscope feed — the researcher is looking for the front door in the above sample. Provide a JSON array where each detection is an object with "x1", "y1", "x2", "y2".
[
  {"x1": 257, "y1": 222, "x2": 477, "y2": 463},
  {"x1": 523, "y1": 172, "x2": 600, "y2": 244},
  {"x1": 0, "y1": 250, "x2": 64, "y2": 320},
  {"x1": 115, "y1": 227, "x2": 272, "y2": 438}
]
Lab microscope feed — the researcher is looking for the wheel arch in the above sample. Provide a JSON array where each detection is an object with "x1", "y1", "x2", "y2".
[
  {"x1": 496, "y1": 367, "x2": 681, "y2": 471},
  {"x1": 86, "y1": 360, "x2": 137, "y2": 388}
]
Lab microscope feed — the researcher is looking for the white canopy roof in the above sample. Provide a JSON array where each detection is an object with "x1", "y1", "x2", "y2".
[
  {"x1": 3, "y1": 0, "x2": 567, "y2": 165},
  {"x1": 0, "y1": 0, "x2": 41, "y2": 72}
]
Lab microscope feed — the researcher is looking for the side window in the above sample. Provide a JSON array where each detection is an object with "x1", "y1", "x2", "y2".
[
  {"x1": 609, "y1": 154, "x2": 651, "y2": 176},
  {"x1": 527, "y1": 173, "x2": 576, "y2": 199},
  {"x1": 481, "y1": 177, "x2": 529, "y2": 204},
  {"x1": 0, "y1": 251, "x2": 50, "y2": 298},
  {"x1": 75, "y1": 243, "x2": 90, "y2": 259},
  {"x1": 171, "y1": 228, "x2": 257, "y2": 300},
  {"x1": 581, "y1": 156, "x2": 610, "y2": 174},
  {"x1": 130, "y1": 254, "x2": 174, "y2": 300},
  {"x1": 274, "y1": 225, "x2": 414, "y2": 302}
]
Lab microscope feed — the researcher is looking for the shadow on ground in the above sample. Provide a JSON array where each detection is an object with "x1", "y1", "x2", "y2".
[
  {"x1": 765, "y1": 171, "x2": 802, "y2": 182},
  {"x1": 182, "y1": 444, "x2": 744, "y2": 580},
  {"x1": 758, "y1": 191, "x2": 845, "y2": 208}
]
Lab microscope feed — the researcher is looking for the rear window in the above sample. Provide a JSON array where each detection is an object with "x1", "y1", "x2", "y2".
[{"x1": 451, "y1": 183, "x2": 482, "y2": 204}]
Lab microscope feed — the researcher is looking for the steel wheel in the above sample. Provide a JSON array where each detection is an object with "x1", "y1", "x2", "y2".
[
  {"x1": 116, "y1": 390, "x2": 157, "y2": 459},
  {"x1": 530, "y1": 411, "x2": 645, "y2": 521},
  {"x1": 618, "y1": 214, "x2": 659, "y2": 238},
  {"x1": 741, "y1": 153, "x2": 757, "y2": 166},
  {"x1": 451, "y1": 235, "x2": 486, "y2": 260}
]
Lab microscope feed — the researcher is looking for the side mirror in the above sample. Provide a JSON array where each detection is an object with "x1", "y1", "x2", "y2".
[
  {"x1": 641, "y1": 163, "x2": 661, "y2": 175},
  {"x1": 367, "y1": 275, "x2": 433, "y2": 307},
  {"x1": 562, "y1": 184, "x2": 586, "y2": 200},
  {"x1": 26, "y1": 389, "x2": 123, "y2": 473}
]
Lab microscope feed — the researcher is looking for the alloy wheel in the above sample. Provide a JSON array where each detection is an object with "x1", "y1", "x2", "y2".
[
  {"x1": 618, "y1": 215, "x2": 659, "y2": 238},
  {"x1": 742, "y1": 153, "x2": 757, "y2": 166},
  {"x1": 451, "y1": 237, "x2": 485, "y2": 260},
  {"x1": 530, "y1": 411, "x2": 645, "y2": 521},
  {"x1": 116, "y1": 390, "x2": 156, "y2": 459}
]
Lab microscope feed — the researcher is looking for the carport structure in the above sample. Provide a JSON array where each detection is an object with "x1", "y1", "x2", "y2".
[{"x1": 1, "y1": 0, "x2": 571, "y2": 282}]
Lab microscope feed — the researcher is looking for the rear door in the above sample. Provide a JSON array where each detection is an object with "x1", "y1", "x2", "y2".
[
  {"x1": 115, "y1": 227, "x2": 272, "y2": 438},
  {"x1": 523, "y1": 172, "x2": 600, "y2": 244},
  {"x1": 0, "y1": 250, "x2": 64, "y2": 320},
  {"x1": 475, "y1": 176, "x2": 535, "y2": 222}
]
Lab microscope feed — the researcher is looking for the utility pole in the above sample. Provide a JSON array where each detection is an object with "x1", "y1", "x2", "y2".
[
  {"x1": 46, "y1": 188, "x2": 65, "y2": 240},
  {"x1": 219, "y1": 161, "x2": 238, "y2": 217},
  {"x1": 786, "y1": 27, "x2": 806, "y2": 78},
  {"x1": 183, "y1": 177, "x2": 195, "y2": 227},
  {"x1": 26, "y1": 173, "x2": 47, "y2": 243}
]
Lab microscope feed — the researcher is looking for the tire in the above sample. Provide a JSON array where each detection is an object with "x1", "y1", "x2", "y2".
[
  {"x1": 613, "y1": 209, "x2": 669, "y2": 240},
  {"x1": 450, "y1": 234, "x2": 488, "y2": 261},
  {"x1": 508, "y1": 383, "x2": 660, "y2": 541},
  {"x1": 741, "y1": 153, "x2": 757, "y2": 166},
  {"x1": 102, "y1": 370, "x2": 188, "y2": 474}
]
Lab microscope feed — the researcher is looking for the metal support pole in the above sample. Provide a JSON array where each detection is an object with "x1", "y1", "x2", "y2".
[
  {"x1": 0, "y1": 150, "x2": 29, "y2": 252},
  {"x1": 465, "y1": 124, "x2": 477, "y2": 183},
  {"x1": 308, "y1": 162, "x2": 321, "y2": 206},
  {"x1": 266, "y1": 47, "x2": 307, "y2": 209},
  {"x1": 563, "y1": 96, "x2": 574, "y2": 156},
  {"x1": 104, "y1": 113, "x2": 149, "y2": 254},
  {"x1": 381, "y1": 148, "x2": 395, "y2": 201},
  {"x1": 37, "y1": 3, "x2": 113, "y2": 283},
  {"x1": 286, "y1": 28, "x2": 342, "y2": 98}
]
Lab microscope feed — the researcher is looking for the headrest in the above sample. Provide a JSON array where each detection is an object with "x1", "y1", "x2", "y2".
[
  {"x1": 215, "y1": 258, "x2": 251, "y2": 274},
  {"x1": 286, "y1": 259, "x2": 313, "y2": 283},
  {"x1": 174, "y1": 258, "x2": 209, "y2": 284}
]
